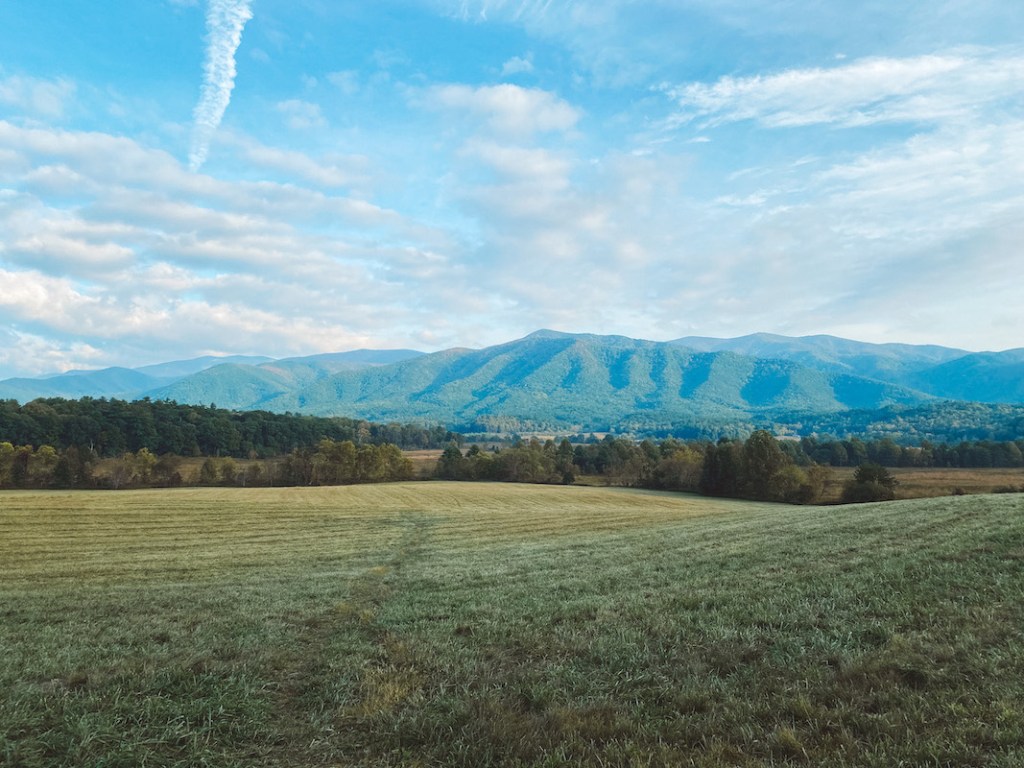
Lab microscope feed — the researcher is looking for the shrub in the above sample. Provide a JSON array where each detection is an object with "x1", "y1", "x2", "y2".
[
  {"x1": 853, "y1": 462, "x2": 898, "y2": 490},
  {"x1": 841, "y1": 480, "x2": 896, "y2": 503}
]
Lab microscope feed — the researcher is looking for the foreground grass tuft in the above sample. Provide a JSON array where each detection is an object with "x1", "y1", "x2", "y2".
[{"x1": 1, "y1": 484, "x2": 1022, "y2": 766}]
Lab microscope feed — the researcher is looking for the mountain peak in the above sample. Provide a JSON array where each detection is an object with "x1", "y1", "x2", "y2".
[
  {"x1": 522, "y1": 329, "x2": 575, "y2": 340},
  {"x1": 520, "y1": 329, "x2": 649, "y2": 347}
]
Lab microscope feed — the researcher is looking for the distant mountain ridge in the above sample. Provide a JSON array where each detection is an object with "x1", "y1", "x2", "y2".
[
  {"x1": 672, "y1": 333, "x2": 967, "y2": 384},
  {"x1": 245, "y1": 331, "x2": 930, "y2": 430},
  {"x1": 1, "y1": 331, "x2": 1022, "y2": 435},
  {"x1": 0, "y1": 350, "x2": 423, "y2": 405},
  {"x1": 671, "y1": 333, "x2": 1024, "y2": 403}
]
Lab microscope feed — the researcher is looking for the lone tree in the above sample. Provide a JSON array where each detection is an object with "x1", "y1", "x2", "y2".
[{"x1": 842, "y1": 462, "x2": 898, "y2": 503}]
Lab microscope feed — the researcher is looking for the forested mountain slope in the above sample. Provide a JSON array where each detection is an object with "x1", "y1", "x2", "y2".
[
  {"x1": 3, "y1": 331, "x2": 1022, "y2": 437},
  {"x1": 255, "y1": 331, "x2": 929, "y2": 430}
]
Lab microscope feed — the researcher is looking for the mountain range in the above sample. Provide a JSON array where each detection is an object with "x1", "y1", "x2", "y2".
[{"x1": 2, "y1": 331, "x2": 1023, "y2": 435}]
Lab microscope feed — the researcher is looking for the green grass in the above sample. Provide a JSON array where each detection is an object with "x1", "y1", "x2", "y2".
[{"x1": 1, "y1": 484, "x2": 1022, "y2": 767}]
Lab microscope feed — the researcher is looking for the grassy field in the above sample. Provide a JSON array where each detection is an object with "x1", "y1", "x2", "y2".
[
  {"x1": 1, "y1": 484, "x2": 1022, "y2": 767},
  {"x1": 823, "y1": 466, "x2": 1024, "y2": 502}
]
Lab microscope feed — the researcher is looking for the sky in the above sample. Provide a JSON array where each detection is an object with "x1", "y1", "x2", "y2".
[{"x1": 1, "y1": 0, "x2": 1022, "y2": 376}]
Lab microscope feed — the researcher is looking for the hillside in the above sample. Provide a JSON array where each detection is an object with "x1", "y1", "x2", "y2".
[
  {"x1": 3, "y1": 331, "x2": 1024, "y2": 438},
  {"x1": 147, "y1": 349, "x2": 425, "y2": 408},
  {"x1": 0, "y1": 355, "x2": 272, "y2": 402},
  {"x1": 910, "y1": 349, "x2": 1024, "y2": 403},
  {"x1": 673, "y1": 333, "x2": 1024, "y2": 402},
  {"x1": 255, "y1": 331, "x2": 929, "y2": 429}
]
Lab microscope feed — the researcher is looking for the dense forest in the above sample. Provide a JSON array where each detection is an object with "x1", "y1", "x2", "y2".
[
  {"x1": 597, "y1": 402, "x2": 1024, "y2": 445},
  {"x1": 0, "y1": 397, "x2": 459, "y2": 457}
]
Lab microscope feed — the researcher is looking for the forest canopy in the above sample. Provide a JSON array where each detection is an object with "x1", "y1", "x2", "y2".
[{"x1": 0, "y1": 397, "x2": 459, "y2": 458}]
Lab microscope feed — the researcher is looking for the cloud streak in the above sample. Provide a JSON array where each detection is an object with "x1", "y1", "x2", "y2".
[
  {"x1": 666, "y1": 49, "x2": 1024, "y2": 130},
  {"x1": 188, "y1": 0, "x2": 254, "y2": 171}
]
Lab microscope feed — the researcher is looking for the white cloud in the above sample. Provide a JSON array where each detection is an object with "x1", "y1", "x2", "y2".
[
  {"x1": 501, "y1": 54, "x2": 535, "y2": 76},
  {"x1": 462, "y1": 140, "x2": 570, "y2": 183},
  {"x1": 453, "y1": 0, "x2": 558, "y2": 22},
  {"x1": 189, "y1": 0, "x2": 254, "y2": 171},
  {"x1": 0, "y1": 328, "x2": 106, "y2": 378},
  {"x1": 275, "y1": 99, "x2": 327, "y2": 130},
  {"x1": 226, "y1": 135, "x2": 371, "y2": 190},
  {"x1": 666, "y1": 49, "x2": 1024, "y2": 129},
  {"x1": 816, "y1": 121, "x2": 1024, "y2": 241},
  {"x1": 426, "y1": 83, "x2": 580, "y2": 138},
  {"x1": 434, "y1": 0, "x2": 699, "y2": 86},
  {"x1": 0, "y1": 268, "x2": 107, "y2": 331},
  {"x1": 0, "y1": 122, "x2": 412, "y2": 235},
  {"x1": 0, "y1": 75, "x2": 76, "y2": 119},
  {"x1": 0, "y1": 119, "x2": 474, "y2": 373},
  {"x1": 7, "y1": 233, "x2": 136, "y2": 274},
  {"x1": 4, "y1": 4, "x2": 1024, "y2": 373}
]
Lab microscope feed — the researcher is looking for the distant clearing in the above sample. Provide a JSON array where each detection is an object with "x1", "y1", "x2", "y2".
[
  {"x1": 1, "y1": 484, "x2": 1022, "y2": 767},
  {"x1": 824, "y1": 466, "x2": 1024, "y2": 502}
]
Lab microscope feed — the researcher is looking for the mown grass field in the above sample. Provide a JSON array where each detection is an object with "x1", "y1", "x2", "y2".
[{"x1": 1, "y1": 484, "x2": 1022, "y2": 767}]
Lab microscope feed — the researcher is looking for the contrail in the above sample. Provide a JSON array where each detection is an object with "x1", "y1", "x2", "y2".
[{"x1": 188, "y1": 0, "x2": 254, "y2": 172}]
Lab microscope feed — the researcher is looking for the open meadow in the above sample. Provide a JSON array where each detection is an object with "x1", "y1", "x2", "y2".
[{"x1": 1, "y1": 483, "x2": 1022, "y2": 767}]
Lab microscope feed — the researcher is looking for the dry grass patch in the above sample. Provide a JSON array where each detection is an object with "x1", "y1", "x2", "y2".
[{"x1": 823, "y1": 466, "x2": 1024, "y2": 501}]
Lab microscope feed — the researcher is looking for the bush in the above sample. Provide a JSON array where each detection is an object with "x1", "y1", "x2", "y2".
[
  {"x1": 841, "y1": 480, "x2": 896, "y2": 503},
  {"x1": 853, "y1": 462, "x2": 897, "y2": 490}
]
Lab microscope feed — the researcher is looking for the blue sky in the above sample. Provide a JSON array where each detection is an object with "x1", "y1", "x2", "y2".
[{"x1": 1, "y1": 0, "x2": 1022, "y2": 376}]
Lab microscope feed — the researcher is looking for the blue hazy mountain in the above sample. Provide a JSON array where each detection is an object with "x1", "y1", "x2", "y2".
[
  {"x1": 146, "y1": 350, "x2": 425, "y2": 408},
  {"x1": 672, "y1": 333, "x2": 967, "y2": 386},
  {"x1": 671, "y1": 333, "x2": 1024, "y2": 404},
  {"x1": 251, "y1": 331, "x2": 931, "y2": 428},
  {"x1": 2, "y1": 332, "x2": 1021, "y2": 433}
]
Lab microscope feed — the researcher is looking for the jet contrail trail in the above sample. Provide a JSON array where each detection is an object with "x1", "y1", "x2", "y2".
[{"x1": 188, "y1": 0, "x2": 254, "y2": 172}]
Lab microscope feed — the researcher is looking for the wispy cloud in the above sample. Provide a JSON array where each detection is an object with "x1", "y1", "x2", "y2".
[
  {"x1": 188, "y1": 0, "x2": 254, "y2": 171},
  {"x1": 0, "y1": 119, "x2": 464, "y2": 373},
  {"x1": 665, "y1": 48, "x2": 1024, "y2": 130},
  {"x1": 275, "y1": 99, "x2": 326, "y2": 131},
  {"x1": 454, "y1": 0, "x2": 557, "y2": 22},
  {"x1": 425, "y1": 83, "x2": 580, "y2": 138},
  {"x1": 0, "y1": 74, "x2": 76, "y2": 119}
]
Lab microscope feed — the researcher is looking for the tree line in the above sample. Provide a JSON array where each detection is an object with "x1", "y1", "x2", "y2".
[
  {"x1": 3, "y1": 396, "x2": 1020, "y2": 501},
  {"x1": 0, "y1": 438, "x2": 415, "y2": 490},
  {"x1": 565, "y1": 433, "x2": 1024, "y2": 469},
  {"x1": 796, "y1": 435, "x2": 1024, "y2": 468},
  {"x1": 0, "y1": 397, "x2": 459, "y2": 458},
  {"x1": 434, "y1": 430, "x2": 1016, "y2": 504},
  {"x1": 436, "y1": 432, "x2": 836, "y2": 503}
]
